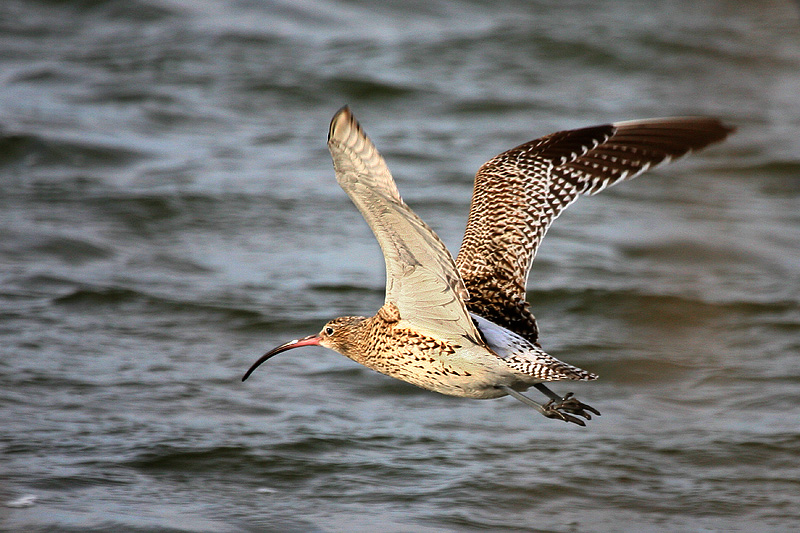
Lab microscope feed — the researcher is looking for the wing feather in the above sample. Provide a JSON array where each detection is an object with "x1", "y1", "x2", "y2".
[
  {"x1": 456, "y1": 117, "x2": 734, "y2": 342},
  {"x1": 327, "y1": 107, "x2": 481, "y2": 343}
]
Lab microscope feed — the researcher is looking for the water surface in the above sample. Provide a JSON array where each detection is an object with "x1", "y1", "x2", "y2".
[{"x1": 2, "y1": 1, "x2": 800, "y2": 531}]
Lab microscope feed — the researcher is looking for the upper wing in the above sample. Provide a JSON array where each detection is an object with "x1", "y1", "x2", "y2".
[
  {"x1": 327, "y1": 106, "x2": 482, "y2": 344},
  {"x1": 456, "y1": 117, "x2": 734, "y2": 343}
]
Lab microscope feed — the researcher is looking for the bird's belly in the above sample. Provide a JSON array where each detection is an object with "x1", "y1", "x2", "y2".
[
  {"x1": 356, "y1": 343, "x2": 533, "y2": 399},
  {"x1": 393, "y1": 369, "x2": 534, "y2": 399}
]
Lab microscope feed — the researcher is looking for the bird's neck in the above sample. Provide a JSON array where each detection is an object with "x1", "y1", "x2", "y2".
[{"x1": 336, "y1": 303, "x2": 400, "y2": 364}]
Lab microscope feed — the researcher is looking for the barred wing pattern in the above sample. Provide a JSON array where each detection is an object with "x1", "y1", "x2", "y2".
[
  {"x1": 456, "y1": 118, "x2": 734, "y2": 343},
  {"x1": 328, "y1": 107, "x2": 482, "y2": 345}
]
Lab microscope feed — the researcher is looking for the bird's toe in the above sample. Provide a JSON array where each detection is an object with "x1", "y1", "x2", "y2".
[
  {"x1": 544, "y1": 393, "x2": 600, "y2": 423},
  {"x1": 542, "y1": 407, "x2": 587, "y2": 426}
]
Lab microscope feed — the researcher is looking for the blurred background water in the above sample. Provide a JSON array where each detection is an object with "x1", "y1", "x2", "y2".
[{"x1": 1, "y1": 0, "x2": 799, "y2": 531}]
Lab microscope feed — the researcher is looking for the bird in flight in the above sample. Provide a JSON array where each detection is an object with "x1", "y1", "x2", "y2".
[{"x1": 243, "y1": 106, "x2": 732, "y2": 426}]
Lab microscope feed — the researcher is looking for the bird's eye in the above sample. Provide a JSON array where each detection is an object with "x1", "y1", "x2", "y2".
[{"x1": 324, "y1": 326, "x2": 334, "y2": 336}]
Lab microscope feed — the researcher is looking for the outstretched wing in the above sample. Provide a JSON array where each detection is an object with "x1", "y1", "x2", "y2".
[
  {"x1": 456, "y1": 118, "x2": 734, "y2": 343},
  {"x1": 328, "y1": 106, "x2": 481, "y2": 344}
]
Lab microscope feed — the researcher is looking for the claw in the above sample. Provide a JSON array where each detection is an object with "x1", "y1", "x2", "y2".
[
  {"x1": 541, "y1": 393, "x2": 601, "y2": 425},
  {"x1": 543, "y1": 408, "x2": 587, "y2": 426}
]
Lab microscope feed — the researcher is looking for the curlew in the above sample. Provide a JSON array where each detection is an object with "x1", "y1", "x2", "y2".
[{"x1": 243, "y1": 106, "x2": 732, "y2": 425}]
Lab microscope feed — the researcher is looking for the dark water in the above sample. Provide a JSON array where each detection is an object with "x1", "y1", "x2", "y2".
[{"x1": 2, "y1": 0, "x2": 800, "y2": 531}]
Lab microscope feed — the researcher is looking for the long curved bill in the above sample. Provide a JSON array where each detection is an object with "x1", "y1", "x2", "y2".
[{"x1": 241, "y1": 334, "x2": 322, "y2": 382}]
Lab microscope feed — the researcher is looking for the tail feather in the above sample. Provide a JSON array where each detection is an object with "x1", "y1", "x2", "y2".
[
  {"x1": 504, "y1": 349, "x2": 598, "y2": 382},
  {"x1": 471, "y1": 312, "x2": 597, "y2": 382}
]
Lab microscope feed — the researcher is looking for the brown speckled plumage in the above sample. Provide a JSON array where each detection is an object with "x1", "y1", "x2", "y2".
[
  {"x1": 318, "y1": 304, "x2": 482, "y2": 396},
  {"x1": 243, "y1": 107, "x2": 733, "y2": 425},
  {"x1": 457, "y1": 119, "x2": 734, "y2": 344}
]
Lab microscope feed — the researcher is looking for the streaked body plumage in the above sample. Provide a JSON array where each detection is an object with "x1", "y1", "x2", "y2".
[{"x1": 243, "y1": 106, "x2": 732, "y2": 425}]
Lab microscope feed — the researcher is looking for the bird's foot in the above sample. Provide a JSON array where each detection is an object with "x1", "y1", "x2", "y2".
[
  {"x1": 498, "y1": 385, "x2": 599, "y2": 427},
  {"x1": 542, "y1": 392, "x2": 601, "y2": 426}
]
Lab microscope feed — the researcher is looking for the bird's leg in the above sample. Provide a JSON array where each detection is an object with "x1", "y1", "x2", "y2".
[
  {"x1": 533, "y1": 383, "x2": 601, "y2": 420},
  {"x1": 498, "y1": 386, "x2": 587, "y2": 427}
]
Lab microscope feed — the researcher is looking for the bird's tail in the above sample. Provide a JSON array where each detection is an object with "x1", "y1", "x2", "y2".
[{"x1": 504, "y1": 346, "x2": 598, "y2": 382}]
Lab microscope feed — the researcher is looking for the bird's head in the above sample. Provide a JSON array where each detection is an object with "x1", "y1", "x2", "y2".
[{"x1": 241, "y1": 315, "x2": 367, "y2": 382}]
